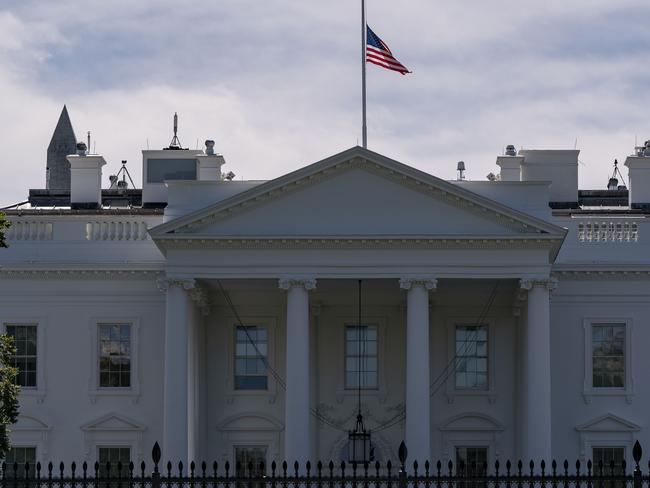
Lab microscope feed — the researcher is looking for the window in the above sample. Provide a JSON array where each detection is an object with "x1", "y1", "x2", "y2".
[
  {"x1": 147, "y1": 159, "x2": 197, "y2": 183},
  {"x1": 593, "y1": 447, "x2": 625, "y2": 488},
  {"x1": 235, "y1": 446, "x2": 266, "y2": 479},
  {"x1": 3, "y1": 447, "x2": 36, "y2": 478},
  {"x1": 234, "y1": 326, "x2": 268, "y2": 390},
  {"x1": 99, "y1": 324, "x2": 131, "y2": 388},
  {"x1": 98, "y1": 447, "x2": 131, "y2": 478},
  {"x1": 592, "y1": 324, "x2": 625, "y2": 388},
  {"x1": 456, "y1": 447, "x2": 488, "y2": 485},
  {"x1": 345, "y1": 325, "x2": 378, "y2": 389},
  {"x1": 6, "y1": 325, "x2": 37, "y2": 388},
  {"x1": 455, "y1": 326, "x2": 488, "y2": 390}
]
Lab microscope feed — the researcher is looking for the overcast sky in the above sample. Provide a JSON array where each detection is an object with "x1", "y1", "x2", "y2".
[{"x1": 2, "y1": 0, "x2": 650, "y2": 206}]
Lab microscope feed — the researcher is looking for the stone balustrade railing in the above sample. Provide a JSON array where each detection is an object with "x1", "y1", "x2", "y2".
[
  {"x1": 577, "y1": 221, "x2": 639, "y2": 242},
  {"x1": 85, "y1": 221, "x2": 149, "y2": 241},
  {"x1": 5, "y1": 221, "x2": 53, "y2": 241}
]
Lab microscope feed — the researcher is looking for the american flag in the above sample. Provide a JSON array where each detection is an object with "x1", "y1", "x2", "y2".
[{"x1": 366, "y1": 26, "x2": 411, "y2": 75}]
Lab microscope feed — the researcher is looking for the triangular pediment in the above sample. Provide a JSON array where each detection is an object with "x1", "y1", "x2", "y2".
[
  {"x1": 576, "y1": 413, "x2": 641, "y2": 432},
  {"x1": 81, "y1": 413, "x2": 146, "y2": 432},
  {"x1": 14, "y1": 415, "x2": 50, "y2": 431},
  {"x1": 151, "y1": 147, "x2": 566, "y2": 248}
]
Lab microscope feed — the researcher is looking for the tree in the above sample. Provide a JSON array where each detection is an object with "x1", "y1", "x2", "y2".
[
  {"x1": 0, "y1": 335, "x2": 18, "y2": 457},
  {"x1": 0, "y1": 214, "x2": 18, "y2": 457}
]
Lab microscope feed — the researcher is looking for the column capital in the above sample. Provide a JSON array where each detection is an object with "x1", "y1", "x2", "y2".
[
  {"x1": 157, "y1": 277, "x2": 196, "y2": 292},
  {"x1": 519, "y1": 277, "x2": 558, "y2": 292},
  {"x1": 278, "y1": 277, "x2": 317, "y2": 291},
  {"x1": 188, "y1": 285, "x2": 211, "y2": 316},
  {"x1": 399, "y1": 277, "x2": 438, "y2": 291}
]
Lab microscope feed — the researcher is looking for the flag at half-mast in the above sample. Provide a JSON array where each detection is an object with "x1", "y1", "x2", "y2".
[{"x1": 366, "y1": 25, "x2": 411, "y2": 75}]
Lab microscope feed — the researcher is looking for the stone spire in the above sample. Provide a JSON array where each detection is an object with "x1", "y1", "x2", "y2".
[{"x1": 46, "y1": 105, "x2": 77, "y2": 190}]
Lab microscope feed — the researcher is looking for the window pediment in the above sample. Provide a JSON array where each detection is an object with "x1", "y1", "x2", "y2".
[
  {"x1": 576, "y1": 413, "x2": 640, "y2": 433},
  {"x1": 81, "y1": 413, "x2": 146, "y2": 432}
]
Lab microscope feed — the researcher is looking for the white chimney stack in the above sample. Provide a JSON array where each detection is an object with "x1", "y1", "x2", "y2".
[
  {"x1": 196, "y1": 139, "x2": 226, "y2": 181},
  {"x1": 625, "y1": 140, "x2": 650, "y2": 208},
  {"x1": 518, "y1": 149, "x2": 579, "y2": 204},
  {"x1": 67, "y1": 142, "x2": 106, "y2": 209}
]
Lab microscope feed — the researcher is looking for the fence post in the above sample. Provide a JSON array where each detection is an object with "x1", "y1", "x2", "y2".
[
  {"x1": 633, "y1": 441, "x2": 642, "y2": 488},
  {"x1": 399, "y1": 442, "x2": 408, "y2": 488},
  {"x1": 151, "y1": 443, "x2": 162, "y2": 488}
]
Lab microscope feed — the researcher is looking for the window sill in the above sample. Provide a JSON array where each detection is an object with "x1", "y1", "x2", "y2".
[
  {"x1": 446, "y1": 388, "x2": 497, "y2": 404},
  {"x1": 583, "y1": 388, "x2": 633, "y2": 404},
  {"x1": 89, "y1": 388, "x2": 140, "y2": 404},
  {"x1": 335, "y1": 388, "x2": 387, "y2": 404},
  {"x1": 18, "y1": 388, "x2": 46, "y2": 404}
]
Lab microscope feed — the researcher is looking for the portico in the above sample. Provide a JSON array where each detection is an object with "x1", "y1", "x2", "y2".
[{"x1": 150, "y1": 147, "x2": 566, "y2": 465}]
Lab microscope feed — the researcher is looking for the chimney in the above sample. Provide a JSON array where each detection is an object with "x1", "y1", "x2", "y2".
[
  {"x1": 196, "y1": 139, "x2": 226, "y2": 181},
  {"x1": 66, "y1": 142, "x2": 107, "y2": 209},
  {"x1": 518, "y1": 149, "x2": 579, "y2": 205},
  {"x1": 624, "y1": 140, "x2": 650, "y2": 208},
  {"x1": 496, "y1": 145, "x2": 524, "y2": 181}
]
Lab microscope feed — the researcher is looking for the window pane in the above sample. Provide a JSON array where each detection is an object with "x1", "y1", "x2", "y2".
[
  {"x1": 455, "y1": 325, "x2": 488, "y2": 390},
  {"x1": 345, "y1": 325, "x2": 379, "y2": 389},
  {"x1": 4, "y1": 447, "x2": 36, "y2": 478},
  {"x1": 234, "y1": 326, "x2": 268, "y2": 390},
  {"x1": 6, "y1": 325, "x2": 38, "y2": 388},
  {"x1": 147, "y1": 159, "x2": 197, "y2": 183},
  {"x1": 592, "y1": 324, "x2": 625, "y2": 389},
  {"x1": 99, "y1": 324, "x2": 131, "y2": 388}
]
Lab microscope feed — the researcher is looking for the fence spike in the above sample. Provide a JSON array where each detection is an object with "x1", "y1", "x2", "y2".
[
  {"x1": 82, "y1": 461, "x2": 87, "y2": 476},
  {"x1": 529, "y1": 460, "x2": 534, "y2": 475},
  {"x1": 272, "y1": 460, "x2": 277, "y2": 475},
  {"x1": 575, "y1": 459, "x2": 581, "y2": 475},
  {"x1": 621, "y1": 459, "x2": 627, "y2": 474},
  {"x1": 425, "y1": 460, "x2": 430, "y2": 476},
  {"x1": 178, "y1": 461, "x2": 183, "y2": 477},
  {"x1": 587, "y1": 460, "x2": 592, "y2": 475},
  {"x1": 60, "y1": 461, "x2": 65, "y2": 477},
  {"x1": 141, "y1": 461, "x2": 146, "y2": 477},
  {"x1": 94, "y1": 461, "x2": 99, "y2": 475},
  {"x1": 387, "y1": 459, "x2": 392, "y2": 477},
  {"x1": 281, "y1": 461, "x2": 287, "y2": 476},
  {"x1": 541, "y1": 460, "x2": 546, "y2": 475},
  {"x1": 413, "y1": 460, "x2": 419, "y2": 476},
  {"x1": 317, "y1": 460, "x2": 323, "y2": 476},
  {"x1": 398, "y1": 442, "x2": 408, "y2": 467},
  {"x1": 166, "y1": 461, "x2": 172, "y2": 477},
  {"x1": 328, "y1": 460, "x2": 334, "y2": 476},
  {"x1": 375, "y1": 461, "x2": 381, "y2": 476},
  {"x1": 306, "y1": 460, "x2": 311, "y2": 476},
  {"x1": 190, "y1": 461, "x2": 195, "y2": 476},
  {"x1": 152, "y1": 442, "x2": 161, "y2": 466},
  {"x1": 294, "y1": 461, "x2": 299, "y2": 476},
  {"x1": 201, "y1": 461, "x2": 206, "y2": 476},
  {"x1": 213, "y1": 461, "x2": 218, "y2": 477},
  {"x1": 37, "y1": 461, "x2": 41, "y2": 476},
  {"x1": 436, "y1": 460, "x2": 442, "y2": 475},
  {"x1": 340, "y1": 460, "x2": 346, "y2": 477},
  {"x1": 563, "y1": 460, "x2": 568, "y2": 474},
  {"x1": 447, "y1": 459, "x2": 453, "y2": 476},
  {"x1": 634, "y1": 441, "x2": 642, "y2": 467},
  {"x1": 506, "y1": 460, "x2": 511, "y2": 474},
  {"x1": 517, "y1": 460, "x2": 522, "y2": 475},
  {"x1": 71, "y1": 461, "x2": 76, "y2": 476}
]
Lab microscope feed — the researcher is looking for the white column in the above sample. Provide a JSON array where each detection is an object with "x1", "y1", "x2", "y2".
[
  {"x1": 279, "y1": 277, "x2": 316, "y2": 466},
  {"x1": 158, "y1": 278, "x2": 195, "y2": 466},
  {"x1": 400, "y1": 278, "x2": 437, "y2": 464},
  {"x1": 520, "y1": 278, "x2": 556, "y2": 464}
]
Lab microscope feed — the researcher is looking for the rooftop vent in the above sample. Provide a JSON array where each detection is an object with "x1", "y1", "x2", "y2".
[
  {"x1": 76, "y1": 142, "x2": 87, "y2": 156},
  {"x1": 456, "y1": 161, "x2": 466, "y2": 181},
  {"x1": 165, "y1": 112, "x2": 186, "y2": 150},
  {"x1": 205, "y1": 139, "x2": 215, "y2": 155},
  {"x1": 505, "y1": 144, "x2": 517, "y2": 156},
  {"x1": 644, "y1": 140, "x2": 650, "y2": 157}
]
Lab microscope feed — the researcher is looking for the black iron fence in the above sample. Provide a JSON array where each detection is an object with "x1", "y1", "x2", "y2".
[{"x1": 2, "y1": 441, "x2": 650, "y2": 488}]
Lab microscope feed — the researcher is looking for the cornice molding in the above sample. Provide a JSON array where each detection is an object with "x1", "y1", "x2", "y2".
[
  {"x1": 153, "y1": 235, "x2": 563, "y2": 251},
  {"x1": 0, "y1": 269, "x2": 163, "y2": 280}
]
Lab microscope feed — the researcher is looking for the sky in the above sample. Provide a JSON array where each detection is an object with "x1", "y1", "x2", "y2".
[{"x1": 2, "y1": 0, "x2": 650, "y2": 206}]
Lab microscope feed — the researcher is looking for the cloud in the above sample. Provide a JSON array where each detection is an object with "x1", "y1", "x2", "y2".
[{"x1": 2, "y1": 1, "x2": 650, "y2": 206}]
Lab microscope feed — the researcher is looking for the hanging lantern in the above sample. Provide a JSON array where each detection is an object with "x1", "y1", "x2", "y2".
[{"x1": 348, "y1": 413, "x2": 371, "y2": 463}]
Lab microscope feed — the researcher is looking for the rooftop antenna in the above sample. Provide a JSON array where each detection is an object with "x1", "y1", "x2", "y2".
[
  {"x1": 87, "y1": 131, "x2": 91, "y2": 154},
  {"x1": 607, "y1": 159, "x2": 627, "y2": 190},
  {"x1": 168, "y1": 112, "x2": 182, "y2": 149},
  {"x1": 456, "y1": 161, "x2": 466, "y2": 181},
  {"x1": 109, "y1": 160, "x2": 137, "y2": 191},
  {"x1": 574, "y1": 138, "x2": 578, "y2": 150}
]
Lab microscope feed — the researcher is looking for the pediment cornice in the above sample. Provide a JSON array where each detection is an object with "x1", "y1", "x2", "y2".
[{"x1": 150, "y1": 147, "x2": 566, "y2": 241}]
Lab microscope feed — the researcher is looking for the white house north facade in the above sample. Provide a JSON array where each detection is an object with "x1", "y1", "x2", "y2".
[{"x1": 1, "y1": 108, "x2": 649, "y2": 472}]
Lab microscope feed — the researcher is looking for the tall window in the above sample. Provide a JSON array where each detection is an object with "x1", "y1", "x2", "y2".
[
  {"x1": 4, "y1": 447, "x2": 36, "y2": 478},
  {"x1": 98, "y1": 447, "x2": 131, "y2": 478},
  {"x1": 455, "y1": 325, "x2": 488, "y2": 390},
  {"x1": 6, "y1": 325, "x2": 37, "y2": 388},
  {"x1": 235, "y1": 446, "x2": 267, "y2": 477},
  {"x1": 345, "y1": 325, "x2": 378, "y2": 389},
  {"x1": 592, "y1": 324, "x2": 625, "y2": 388},
  {"x1": 234, "y1": 326, "x2": 268, "y2": 390},
  {"x1": 99, "y1": 324, "x2": 131, "y2": 388},
  {"x1": 593, "y1": 447, "x2": 625, "y2": 487},
  {"x1": 456, "y1": 447, "x2": 488, "y2": 480}
]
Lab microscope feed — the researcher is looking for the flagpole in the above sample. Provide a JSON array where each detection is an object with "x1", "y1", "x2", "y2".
[{"x1": 361, "y1": 0, "x2": 367, "y2": 148}]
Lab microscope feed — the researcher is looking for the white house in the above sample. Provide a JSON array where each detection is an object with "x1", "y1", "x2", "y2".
[{"x1": 1, "y1": 107, "x2": 648, "y2": 473}]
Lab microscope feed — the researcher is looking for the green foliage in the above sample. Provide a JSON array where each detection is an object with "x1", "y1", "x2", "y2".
[
  {"x1": 0, "y1": 335, "x2": 19, "y2": 457},
  {"x1": 0, "y1": 213, "x2": 9, "y2": 248}
]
